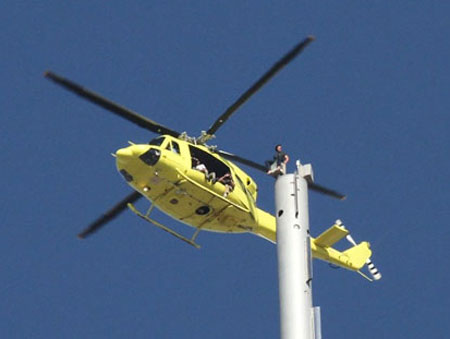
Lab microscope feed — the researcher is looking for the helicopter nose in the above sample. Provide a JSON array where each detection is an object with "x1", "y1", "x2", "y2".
[
  {"x1": 116, "y1": 146, "x2": 134, "y2": 157},
  {"x1": 115, "y1": 144, "x2": 158, "y2": 167},
  {"x1": 115, "y1": 146, "x2": 135, "y2": 165}
]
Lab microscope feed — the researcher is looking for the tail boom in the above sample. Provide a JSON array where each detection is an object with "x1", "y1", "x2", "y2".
[{"x1": 253, "y1": 210, "x2": 373, "y2": 271}]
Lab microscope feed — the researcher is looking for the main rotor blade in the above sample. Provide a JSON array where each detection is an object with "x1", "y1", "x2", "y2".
[
  {"x1": 215, "y1": 150, "x2": 267, "y2": 172},
  {"x1": 308, "y1": 182, "x2": 346, "y2": 200},
  {"x1": 78, "y1": 191, "x2": 142, "y2": 239},
  {"x1": 44, "y1": 71, "x2": 181, "y2": 137},
  {"x1": 206, "y1": 36, "x2": 315, "y2": 136}
]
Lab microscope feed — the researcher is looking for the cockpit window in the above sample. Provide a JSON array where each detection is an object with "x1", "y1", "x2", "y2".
[
  {"x1": 163, "y1": 140, "x2": 181, "y2": 155},
  {"x1": 149, "y1": 137, "x2": 165, "y2": 147},
  {"x1": 172, "y1": 141, "x2": 180, "y2": 154}
]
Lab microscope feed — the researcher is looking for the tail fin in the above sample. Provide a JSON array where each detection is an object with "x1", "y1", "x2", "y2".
[
  {"x1": 343, "y1": 225, "x2": 381, "y2": 280},
  {"x1": 342, "y1": 242, "x2": 372, "y2": 270}
]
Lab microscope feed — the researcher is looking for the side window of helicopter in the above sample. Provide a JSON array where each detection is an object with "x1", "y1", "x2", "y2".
[
  {"x1": 165, "y1": 141, "x2": 181, "y2": 155},
  {"x1": 171, "y1": 141, "x2": 180, "y2": 154},
  {"x1": 149, "y1": 136, "x2": 165, "y2": 147}
]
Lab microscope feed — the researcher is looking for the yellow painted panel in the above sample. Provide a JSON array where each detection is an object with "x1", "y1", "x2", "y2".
[{"x1": 314, "y1": 225, "x2": 349, "y2": 247}]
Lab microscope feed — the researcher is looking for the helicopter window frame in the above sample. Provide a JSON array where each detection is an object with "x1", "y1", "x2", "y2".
[{"x1": 235, "y1": 174, "x2": 256, "y2": 202}]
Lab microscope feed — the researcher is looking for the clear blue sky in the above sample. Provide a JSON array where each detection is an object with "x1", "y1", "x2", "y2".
[{"x1": 2, "y1": 1, "x2": 449, "y2": 338}]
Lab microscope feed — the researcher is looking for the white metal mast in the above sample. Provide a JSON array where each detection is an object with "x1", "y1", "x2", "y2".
[{"x1": 275, "y1": 161, "x2": 320, "y2": 339}]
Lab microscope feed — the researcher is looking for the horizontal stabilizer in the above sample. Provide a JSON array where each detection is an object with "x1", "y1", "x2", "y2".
[{"x1": 315, "y1": 224, "x2": 349, "y2": 247}]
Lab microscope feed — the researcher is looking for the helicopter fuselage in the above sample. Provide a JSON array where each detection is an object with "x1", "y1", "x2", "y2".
[{"x1": 115, "y1": 135, "x2": 276, "y2": 239}]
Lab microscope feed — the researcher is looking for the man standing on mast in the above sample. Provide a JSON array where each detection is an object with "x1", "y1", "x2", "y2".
[{"x1": 266, "y1": 144, "x2": 289, "y2": 176}]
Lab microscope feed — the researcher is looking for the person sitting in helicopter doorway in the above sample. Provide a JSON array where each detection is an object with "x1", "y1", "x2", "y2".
[
  {"x1": 265, "y1": 144, "x2": 289, "y2": 176},
  {"x1": 216, "y1": 172, "x2": 235, "y2": 197},
  {"x1": 192, "y1": 157, "x2": 216, "y2": 182}
]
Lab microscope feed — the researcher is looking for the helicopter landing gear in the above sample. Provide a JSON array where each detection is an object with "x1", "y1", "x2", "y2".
[{"x1": 127, "y1": 202, "x2": 201, "y2": 249}]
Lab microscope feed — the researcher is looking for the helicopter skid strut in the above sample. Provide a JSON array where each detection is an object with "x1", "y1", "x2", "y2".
[{"x1": 127, "y1": 203, "x2": 201, "y2": 249}]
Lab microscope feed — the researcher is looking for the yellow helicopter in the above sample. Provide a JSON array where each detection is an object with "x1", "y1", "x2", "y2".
[{"x1": 45, "y1": 36, "x2": 377, "y2": 277}]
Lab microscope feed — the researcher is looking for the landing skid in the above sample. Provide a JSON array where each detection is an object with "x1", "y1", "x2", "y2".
[{"x1": 127, "y1": 203, "x2": 201, "y2": 249}]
